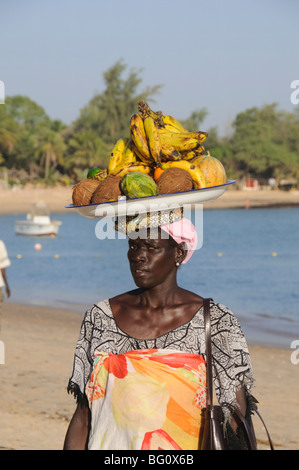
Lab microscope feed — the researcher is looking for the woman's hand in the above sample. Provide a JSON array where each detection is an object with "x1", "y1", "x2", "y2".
[
  {"x1": 230, "y1": 387, "x2": 248, "y2": 433},
  {"x1": 63, "y1": 401, "x2": 91, "y2": 450}
]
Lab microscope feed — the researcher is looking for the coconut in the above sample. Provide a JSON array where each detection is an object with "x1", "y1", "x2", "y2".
[
  {"x1": 91, "y1": 175, "x2": 122, "y2": 204},
  {"x1": 72, "y1": 178, "x2": 100, "y2": 206},
  {"x1": 157, "y1": 167, "x2": 193, "y2": 194}
]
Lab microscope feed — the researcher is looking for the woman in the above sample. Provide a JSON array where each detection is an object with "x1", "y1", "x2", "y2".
[
  {"x1": 64, "y1": 213, "x2": 254, "y2": 450},
  {"x1": 0, "y1": 238, "x2": 11, "y2": 335}
]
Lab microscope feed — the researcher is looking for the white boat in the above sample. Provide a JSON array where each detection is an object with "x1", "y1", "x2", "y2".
[{"x1": 15, "y1": 202, "x2": 62, "y2": 236}]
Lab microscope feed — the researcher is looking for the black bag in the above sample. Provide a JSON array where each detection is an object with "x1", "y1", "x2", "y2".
[{"x1": 199, "y1": 298, "x2": 274, "y2": 450}]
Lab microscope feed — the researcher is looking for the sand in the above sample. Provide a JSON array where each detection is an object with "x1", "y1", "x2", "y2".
[
  {"x1": 0, "y1": 302, "x2": 298, "y2": 451},
  {"x1": 0, "y1": 185, "x2": 299, "y2": 215}
]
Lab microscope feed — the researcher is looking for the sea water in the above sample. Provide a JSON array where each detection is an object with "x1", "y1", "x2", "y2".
[{"x1": 0, "y1": 207, "x2": 298, "y2": 348}]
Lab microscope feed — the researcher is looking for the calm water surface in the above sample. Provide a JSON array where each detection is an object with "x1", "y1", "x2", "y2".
[{"x1": 1, "y1": 207, "x2": 298, "y2": 348}]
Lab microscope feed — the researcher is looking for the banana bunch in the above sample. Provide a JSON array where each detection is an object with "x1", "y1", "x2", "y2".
[{"x1": 105, "y1": 101, "x2": 209, "y2": 189}]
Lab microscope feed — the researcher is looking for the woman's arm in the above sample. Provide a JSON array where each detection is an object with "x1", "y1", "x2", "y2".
[
  {"x1": 63, "y1": 402, "x2": 91, "y2": 450},
  {"x1": 230, "y1": 387, "x2": 247, "y2": 432},
  {"x1": 236, "y1": 388, "x2": 247, "y2": 415},
  {"x1": 1, "y1": 268, "x2": 10, "y2": 298}
]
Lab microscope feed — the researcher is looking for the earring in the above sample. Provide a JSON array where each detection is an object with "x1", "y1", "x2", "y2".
[{"x1": 175, "y1": 261, "x2": 180, "y2": 267}]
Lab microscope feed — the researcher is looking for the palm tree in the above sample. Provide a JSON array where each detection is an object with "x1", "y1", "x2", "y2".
[
  {"x1": 64, "y1": 129, "x2": 110, "y2": 178},
  {"x1": 74, "y1": 60, "x2": 162, "y2": 146},
  {"x1": 35, "y1": 129, "x2": 66, "y2": 182},
  {"x1": 0, "y1": 127, "x2": 17, "y2": 154}
]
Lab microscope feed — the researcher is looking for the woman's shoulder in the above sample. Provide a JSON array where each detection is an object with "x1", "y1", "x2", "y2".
[
  {"x1": 82, "y1": 298, "x2": 114, "y2": 326},
  {"x1": 108, "y1": 289, "x2": 145, "y2": 313},
  {"x1": 209, "y1": 300, "x2": 245, "y2": 335},
  {"x1": 85, "y1": 289, "x2": 156, "y2": 323},
  {"x1": 109, "y1": 289, "x2": 141, "y2": 303},
  {"x1": 210, "y1": 300, "x2": 236, "y2": 317}
]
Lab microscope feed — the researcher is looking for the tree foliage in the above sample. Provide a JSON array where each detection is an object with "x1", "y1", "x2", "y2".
[
  {"x1": 228, "y1": 104, "x2": 299, "y2": 180},
  {"x1": 0, "y1": 61, "x2": 299, "y2": 187},
  {"x1": 181, "y1": 108, "x2": 208, "y2": 132}
]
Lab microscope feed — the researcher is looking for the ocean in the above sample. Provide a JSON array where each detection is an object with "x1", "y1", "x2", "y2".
[{"x1": 1, "y1": 207, "x2": 299, "y2": 349}]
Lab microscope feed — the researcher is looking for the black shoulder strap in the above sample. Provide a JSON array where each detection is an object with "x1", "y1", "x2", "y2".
[
  {"x1": 203, "y1": 297, "x2": 213, "y2": 407},
  {"x1": 203, "y1": 298, "x2": 274, "y2": 450}
]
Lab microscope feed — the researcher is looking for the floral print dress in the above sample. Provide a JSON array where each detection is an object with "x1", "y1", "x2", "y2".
[{"x1": 67, "y1": 299, "x2": 254, "y2": 450}]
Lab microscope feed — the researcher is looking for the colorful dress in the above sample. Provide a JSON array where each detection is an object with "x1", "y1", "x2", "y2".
[{"x1": 68, "y1": 300, "x2": 254, "y2": 450}]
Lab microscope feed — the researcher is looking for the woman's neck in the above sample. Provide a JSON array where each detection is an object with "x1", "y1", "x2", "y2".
[{"x1": 137, "y1": 281, "x2": 181, "y2": 309}]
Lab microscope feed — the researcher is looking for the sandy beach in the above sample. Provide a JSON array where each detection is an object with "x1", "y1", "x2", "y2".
[
  {"x1": 0, "y1": 301, "x2": 298, "y2": 451},
  {"x1": 0, "y1": 185, "x2": 299, "y2": 214}
]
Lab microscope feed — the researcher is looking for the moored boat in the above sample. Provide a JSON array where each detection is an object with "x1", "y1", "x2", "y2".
[{"x1": 15, "y1": 202, "x2": 62, "y2": 236}]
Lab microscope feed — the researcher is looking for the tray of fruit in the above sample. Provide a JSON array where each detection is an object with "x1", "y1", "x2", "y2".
[{"x1": 66, "y1": 101, "x2": 235, "y2": 219}]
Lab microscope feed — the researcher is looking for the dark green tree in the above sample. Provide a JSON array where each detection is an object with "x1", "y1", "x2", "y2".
[
  {"x1": 181, "y1": 108, "x2": 208, "y2": 132},
  {"x1": 229, "y1": 104, "x2": 299, "y2": 181},
  {"x1": 73, "y1": 60, "x2": 163, "y2": 147}
]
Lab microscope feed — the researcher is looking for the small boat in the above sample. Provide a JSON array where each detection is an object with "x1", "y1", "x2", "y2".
[{"x1": 15, "y1": 202, "x2": 62, "y2": 236}]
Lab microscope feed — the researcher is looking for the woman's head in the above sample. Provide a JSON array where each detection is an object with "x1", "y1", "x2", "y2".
[
  {"x1": 116, "y1": 211, "x2": 198, "y2": 288},
  {"x1": 116, "y1": 210, "x2": 198, "y2": 264},
  {"x1": 127, "y1": 227, "x2": 187, "y2": 289},
  {"x1": 160, "y1": 217, "x2": 198, "y2": 265}
]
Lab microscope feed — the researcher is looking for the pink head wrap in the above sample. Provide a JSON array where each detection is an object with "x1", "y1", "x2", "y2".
[{"x1": 161, "y1": 217, "x2": 198, "y2": 264}]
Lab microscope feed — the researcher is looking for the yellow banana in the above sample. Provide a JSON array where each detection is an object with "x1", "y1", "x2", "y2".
[
  {"x1": 162, "y1": 123, "x2": 184, "y2": 134},
  {"x1": 138, "y1": 100, "x2": 163, "y2": 124},
  {"x1": 130, "y1": 113, "x2": 153, "y2": 164},
  {"x1": 143, "y1": 115, "x2": 163, "y2": 165},
  {"x1": 131, "y1": 142, "x2": 146, "y2": 161},
  {"x1": 194, "y1": 145, "x2": 205, "y2": 155},
  {"x1": 120, "y1": 139, "x2": 138, "y2": 166},
  {"x1": 183, "y1": 145, "x2": 205, "y2": 160},
  {"x1": 160, "y1": 142, "x2": 183, "y2": 161},
  {"x1": 110, "y1": 162, "x2": 153, "y2": 178},
  {"x1": 93, "y1": 169, "x2": 108, "y2": 181},
  {"x1": 159, "y1": 129, "x2": 208, "y2": 152},
  {"x1": 161, "y1": 160, "x2": 206, "y2": 189},
  {"x1": 108, "y1": 138, "x2": 128, "y2": 173},
  {"x1": 161, "y1": 114, "x2": 189, "y2": 133}
]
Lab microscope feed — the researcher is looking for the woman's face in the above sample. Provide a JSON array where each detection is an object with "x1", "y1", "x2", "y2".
[{"x1": 127, "y1": 229, "x2": 179, "y2": 289}]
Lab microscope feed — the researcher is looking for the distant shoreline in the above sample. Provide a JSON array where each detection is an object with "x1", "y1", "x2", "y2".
[{"x1": 1, "y1": 185, "x2": 299, "y2": 214}]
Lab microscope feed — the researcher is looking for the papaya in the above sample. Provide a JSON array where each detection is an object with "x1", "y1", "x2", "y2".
[
  {"x1": 191, "y1": 151, "x2": 227, "y2": 187},
  {"x1": 120, "y1": 171, "x2": 158, "y2": 199}
]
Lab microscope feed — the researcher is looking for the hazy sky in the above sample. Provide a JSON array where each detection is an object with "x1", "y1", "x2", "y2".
[{"x1": 1, "y1": 0, "x2": 298, "y2": 135}]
